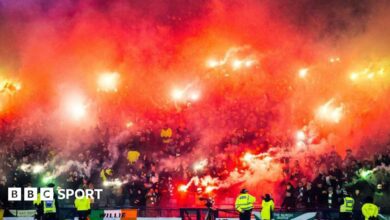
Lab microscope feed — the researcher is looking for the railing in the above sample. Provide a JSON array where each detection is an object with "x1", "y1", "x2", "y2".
[
  {"x1": 2, "y1": 205, "x2": 390, "y2": 218},
  {"x1": 2, "y1": 203, "x2": 390, "y2": 213}
]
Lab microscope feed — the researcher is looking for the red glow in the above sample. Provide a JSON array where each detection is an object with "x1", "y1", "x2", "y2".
[{"x1": 0, "y1": 0, "x2": 389, "y2": 208}]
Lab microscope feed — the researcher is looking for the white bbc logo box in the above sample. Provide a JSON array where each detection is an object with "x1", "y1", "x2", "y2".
[{"x1": 8, "y1": 187, "x2": 54, "y2": 201}]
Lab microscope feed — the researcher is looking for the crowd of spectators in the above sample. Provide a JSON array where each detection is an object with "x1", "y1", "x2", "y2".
[
  {"x1": 280, "y1": 148, "x2": 390, "y2": 214},
  {"x1": 0, "y1": 97, "x2": 389, "y2": 214},
  {"x1": 0, "y1": 97, "x2": 276, "y2": 209}
]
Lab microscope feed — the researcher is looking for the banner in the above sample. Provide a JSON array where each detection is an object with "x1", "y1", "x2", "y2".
[
  {"x1": 3, "y1": 218, "x2": 33, "y2": 220},
  {"x1": 90, "y1": 209, "x2": 137, "y2": 220},
  {"x1": 7, "y1": 210, "x2": 35, "y2": 217},
  {"x1": 252, "y1": 211, "x2": 317, "y2": 220}
]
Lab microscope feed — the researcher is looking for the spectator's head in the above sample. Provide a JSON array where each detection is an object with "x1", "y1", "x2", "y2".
[
  {"x1": 342, "y1": 189, "x2": 350, "y2": 197},
  {"x1": 355, "y1": 189, "x2": 360, "y2": 195},
  {"x1": 263, "y1": 194, "x2": 271, "y2": 201},
  {"x1": 306, "y1": 182, "x2": 312, "y2": 190},
  {"x1": 364, "y1": 196, "x2": 374, "y2": 203},
  {"x1": 376, "y1": 184, "x2": 383, "y2": 192},
  {"x1": 240, "y1": 188, "x2": 248, "y2": 194}
]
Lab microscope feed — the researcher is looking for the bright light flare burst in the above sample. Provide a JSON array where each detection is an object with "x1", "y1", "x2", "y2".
[
  {"x1": 207, "y1": 58, "x2": 255, "y2": 71},
  {"x1": 178, "y1": 175, "x2": 218, "y2": 194},
  {"x1": 350, "y1": 73, "x2": 359, "y2": 81},
  {"x1": 298, "y1": 68, "x2": 309, "y2": 78},
  {"x1": 0, "y1": 78, "x2": 22, "y2": 95},
  {"x1": 125, "y1": 121, "x2": 134, "y2": 128},
  {"x1": 171, "y1": 86, "x2": 201, "y2": 103},
  {"x1": 205, "y1": 186, "x2": 217, "y2": 193},
  {"x1": 97, "y1": 72, "x2": 120, "y2": 92},
  {"x1": 171, "y1": 88, "x2": 185, "y2": 101},
  {"x1": 193, "y1": 159, "x2": 208, "y2": 171},
  {"x1": 178, "y1": 184, "x2": 188, "y2": 192},
  {"x1": 33, "y1": 164, "x2": 45, "y2": 173},
  {"x1": 206, "y1": 46, "x2": 256, "y2": 71},
  {"x1": 20, "y1": 163, "x2": 45, "y2": 173},
  {"x1": 189, "y1": 91, "x2": 200, "y2": 101},
  {"x1": 64, "y1": 94, "x2": 88, "y2": 121},
  {"x1": 207, "y1": 59, "x2": 222, "y2": 68},
  {"x1": 349, "y1": 66, "x2": 386, "y2": 82},
  {"x1": 296, "y1": 130, "x2": 306, "y2": 141},
  {"x1": 316, "y1": 99, "x2": 344, "y2": 124},
  {"x1": 329, "y1": 56, "x2": 341, "y2": 63},
  {"x1": 241, "y1": 152, "x2": 272, "y2": 164},
  {"x1": 243, "y1": 152, "x2": 255, "y2": 162},
  {"x1": 295, "y1": 130, "x2": 307, "y2": 149},
  {"x1": 42, "y1": 175, "x2": 54, "y2": 184}
]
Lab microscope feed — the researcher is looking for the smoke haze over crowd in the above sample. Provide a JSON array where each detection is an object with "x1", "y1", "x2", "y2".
[{"x1": 1, "y1": 0, "x2": 390, "y2": 205}]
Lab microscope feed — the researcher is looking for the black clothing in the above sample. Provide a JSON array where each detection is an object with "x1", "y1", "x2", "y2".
[{"x1": 239, "y1": 209, "x2": 252, "y2": 220}]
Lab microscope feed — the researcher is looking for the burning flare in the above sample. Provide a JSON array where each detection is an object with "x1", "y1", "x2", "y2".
[
  {"x1": 193, "y1": 159, "x2": 208, "y2": 171},
  {"x1": 97, "y1": 72, "x2": 120, "y2": 92},
  {"x1": 316, "y1": 99, "x2": 344, "y2": 123}
]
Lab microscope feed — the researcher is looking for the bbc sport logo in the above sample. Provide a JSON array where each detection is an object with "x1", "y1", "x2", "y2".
[{"x1": 8, "y1": 187, "x2": 103, "y2": 201}]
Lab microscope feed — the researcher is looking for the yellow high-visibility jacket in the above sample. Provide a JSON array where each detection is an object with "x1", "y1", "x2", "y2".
[
  {"x1": 261, "y1": 199, "x2": 274, "y2": 220},
  {"x1": 362, "y1": 203, "x2": 379, "y2": 220},
  {"x1": 74, "y1": 196, "x2": 91, "y2": 211},
  {"x1": 43, "y1": 200, "x2": 56, "y2": 214},
  {"x1": 235, "y1": 193, "x2": 256, "y2": 213},
  {"x1": 33, "y1": 193, "x2": 41, "y2": 205},
  {"x1": 340, "y1": 197, "x2": 354, "y2": 213}
]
